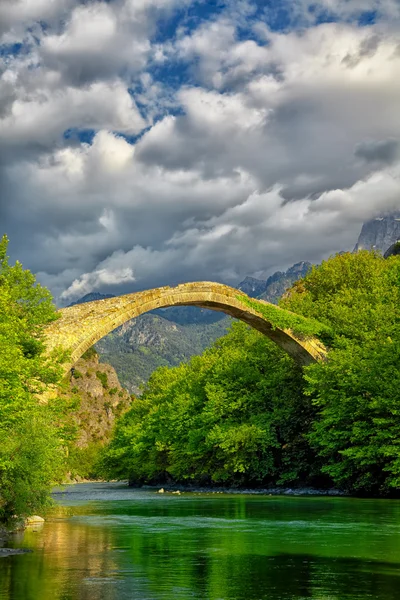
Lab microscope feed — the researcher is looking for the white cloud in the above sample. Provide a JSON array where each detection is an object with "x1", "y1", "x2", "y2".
[
  {"x1": 48, "y1": 159, "x2": 400, "y2": 302},
  {"x1": 40, "y1": 2, "x2": 151, "y2": 85},
  {"x1": 0, "y1": 80, "x2": 146, "y2": 160},
  {"x1": 61, "y1": 265, "x2": 135, "y2": 301}
]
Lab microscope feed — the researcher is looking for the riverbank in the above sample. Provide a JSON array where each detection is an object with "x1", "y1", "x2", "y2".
[
  {"x1": 0, "y1": 520, "x2": 33, "y2": 557},
  {"x1": 0, "y1": 527, "x2": 27, "y2": 558},
  {"x1": 0, "y1": 517, "x2": 44, "y2": 557},
  {"x1": 64, "y1": 478, "x2": 347, "y2": 496}
]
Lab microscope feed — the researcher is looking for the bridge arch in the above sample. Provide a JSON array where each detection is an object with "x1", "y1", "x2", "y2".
[{"x1": 44, "y1": 282, "x2": 327, "y2": 375}]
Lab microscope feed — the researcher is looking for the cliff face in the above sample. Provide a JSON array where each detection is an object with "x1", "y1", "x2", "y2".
[
  {"x1": 66, "y1": 352, "x2": 131, "y2": 448},
  {"x1": 354, "y1": 214, "x2": 400, "y2": 254}
]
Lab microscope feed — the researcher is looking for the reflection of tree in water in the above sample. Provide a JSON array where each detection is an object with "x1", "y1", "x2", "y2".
[{"x1": 0, "y1": 521, "x2": 119, "y2": 600}]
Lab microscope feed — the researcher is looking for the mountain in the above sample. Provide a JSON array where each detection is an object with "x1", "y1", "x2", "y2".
[
  {"x1": 153, "y1": 305, "x2": 225, "y2": 325},
  {"x1": 258, "y1": 261, "x2": 312, "y2": 304},
  {"x1": 384, "y1": 241, "x2": 400, "y2": 258},
  {"x1": 238, "y1": 276, "x2": 268, "y2": 298},
  {"x1": 69, "y1": 292, "x2": 115, "y2": 306},
  {"x1": 95, "y1": 314, "x2": 230, "y2": 395},
  {"x1": 354, "y1": 213, "x2": 400, "y2": 254}
]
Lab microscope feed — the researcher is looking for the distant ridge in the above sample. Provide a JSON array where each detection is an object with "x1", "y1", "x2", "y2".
[{"x1": 68, "y1": 292, "x2": 115, "y2": 307}]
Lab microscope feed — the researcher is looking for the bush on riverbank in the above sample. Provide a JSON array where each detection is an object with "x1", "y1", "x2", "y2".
[{"x1": 282, "y1": 251, "x2": 400, "y2": 494}]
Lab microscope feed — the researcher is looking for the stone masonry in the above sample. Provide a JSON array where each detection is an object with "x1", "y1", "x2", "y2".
[{"x1": 44, "y1": 282, "x2": 328, "y2": 375}]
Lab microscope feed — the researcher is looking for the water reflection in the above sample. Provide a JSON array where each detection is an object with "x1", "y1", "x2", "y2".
[{"x1": 1, "y1": 484, "x2": 400, "y2": 600}]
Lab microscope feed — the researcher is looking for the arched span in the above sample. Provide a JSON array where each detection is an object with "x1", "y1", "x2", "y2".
[{"x1": 45, "y1": 282, "x2": 327, "y2": 375}]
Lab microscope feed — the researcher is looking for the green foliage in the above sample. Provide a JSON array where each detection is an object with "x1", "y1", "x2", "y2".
[
  {"x1": 96, "y1": 371, "x2": 108, "y2": 389},
  {"x1": 72, "y1": 369, "x2": 83, "y2": 379},
  {"x1": 237, "y1": 294, "x2": 331, "y2": 340},
  {"x1": 283, "y1": 251, "x2": 400, "y2": 494},
  {"x1": 0, "y1": 417, "x2": 64, "y2": 521},
  {"x1": 0, "y1": 235, "x2": 65, "y2": 522},
  {"x1": 102, "y1": 249, "x2": 400, "y2": 496},
  {"x1": 82, "y1": 346, "x2": 98, "y2": 360},
  {"x1": 100, "y1": 323, "x2": 320, "y2": 487},
  {"x1": 280, "y1": 250, "x2": 395, "y2": 346},
  {"x1": 66, "y1": 443, "x2": 104, "y2": 480}
]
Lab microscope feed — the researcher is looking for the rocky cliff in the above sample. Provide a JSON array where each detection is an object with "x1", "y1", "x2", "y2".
[
  {"x1": 238, "y1": 276, "x2": 268, "y2": 298},
  {"x1": 64, "y1": 350, "x2": 131, "y2": 448},
  {"x1": 354, "y1": 213, "x2": 400, "y2": 254}
]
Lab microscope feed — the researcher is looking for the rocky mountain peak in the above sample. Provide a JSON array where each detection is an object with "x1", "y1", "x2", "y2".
[
  {"x1": 237, "y1": 276, "x2": 267, "y2": 298},
  {"x1": 287, "y1": 261, "x2": 312, "y2": 276},
  {"x1": 354, "y1": 213, "x2": 400, "y2": 254}
]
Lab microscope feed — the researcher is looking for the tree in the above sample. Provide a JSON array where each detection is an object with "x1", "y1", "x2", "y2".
[
  {"x1": 281, "y1": 251, "x2": 400, "y2": 494},
  {"x1": 0, "y1": 235, "x2": 65, "y2": 523}
]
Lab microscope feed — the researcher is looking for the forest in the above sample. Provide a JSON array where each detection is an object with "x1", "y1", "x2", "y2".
[
  {"x1": 2, "y1": 234, "x2": 400, "y2": 526},
  {"x1": 101, "y1": 250, "x2": 400, "y2": 495}
]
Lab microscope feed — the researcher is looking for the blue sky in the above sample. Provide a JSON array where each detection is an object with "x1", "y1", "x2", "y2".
[{"x1": 1, "y1": 0, "x2": 400, "y2": 302}]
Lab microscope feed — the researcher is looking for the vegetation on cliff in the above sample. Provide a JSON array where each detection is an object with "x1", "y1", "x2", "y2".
[{"x1": 61, "y1": 349, "x2": 132, "y2": 480}]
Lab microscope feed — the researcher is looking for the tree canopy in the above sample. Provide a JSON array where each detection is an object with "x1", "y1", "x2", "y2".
[
  {"x1": 281, "y1": 251, "x2": 400, "y2": 493},
  {"x1": 100, "y1": 322, "x2": 321, "y2": 487}
]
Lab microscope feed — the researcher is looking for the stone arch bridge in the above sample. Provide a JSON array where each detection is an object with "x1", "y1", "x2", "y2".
[{"x1": 45, "y1": 282, "x2": 327, "y2": 376}]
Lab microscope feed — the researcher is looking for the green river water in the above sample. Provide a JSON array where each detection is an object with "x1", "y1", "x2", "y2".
[{"x1": 1, "y1": 482, "x2": 400, "y2": 599}]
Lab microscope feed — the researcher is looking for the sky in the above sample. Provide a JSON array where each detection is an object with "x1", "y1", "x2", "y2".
[{"x1": 1, "y1": 0, "x2": 400, "y2": 304}]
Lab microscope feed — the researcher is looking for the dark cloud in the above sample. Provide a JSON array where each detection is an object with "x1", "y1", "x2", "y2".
[
  {"x1": 342, "y1": 34, "x2": 381, "y2": 68},
  {"x1": 354, "y1": 139, "x2": 399, "y2": 164}
]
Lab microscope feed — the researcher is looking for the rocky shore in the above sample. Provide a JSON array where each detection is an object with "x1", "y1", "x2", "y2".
[
  {"x1": 132, "y1": 483, "x2": 347, "y2": 496},
  {"x1": 0, "y1": 516, "x2": 44, "y2": 558}
]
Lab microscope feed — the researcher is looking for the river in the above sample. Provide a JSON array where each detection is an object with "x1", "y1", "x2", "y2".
[{"x1": 1, "y1": 482, "x2": 400, "y2": 599}]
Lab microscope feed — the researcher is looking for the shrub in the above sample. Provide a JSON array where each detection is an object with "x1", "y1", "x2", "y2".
[{"x1": 96, "y1": 371, "x2": 108, "y2": 389}]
